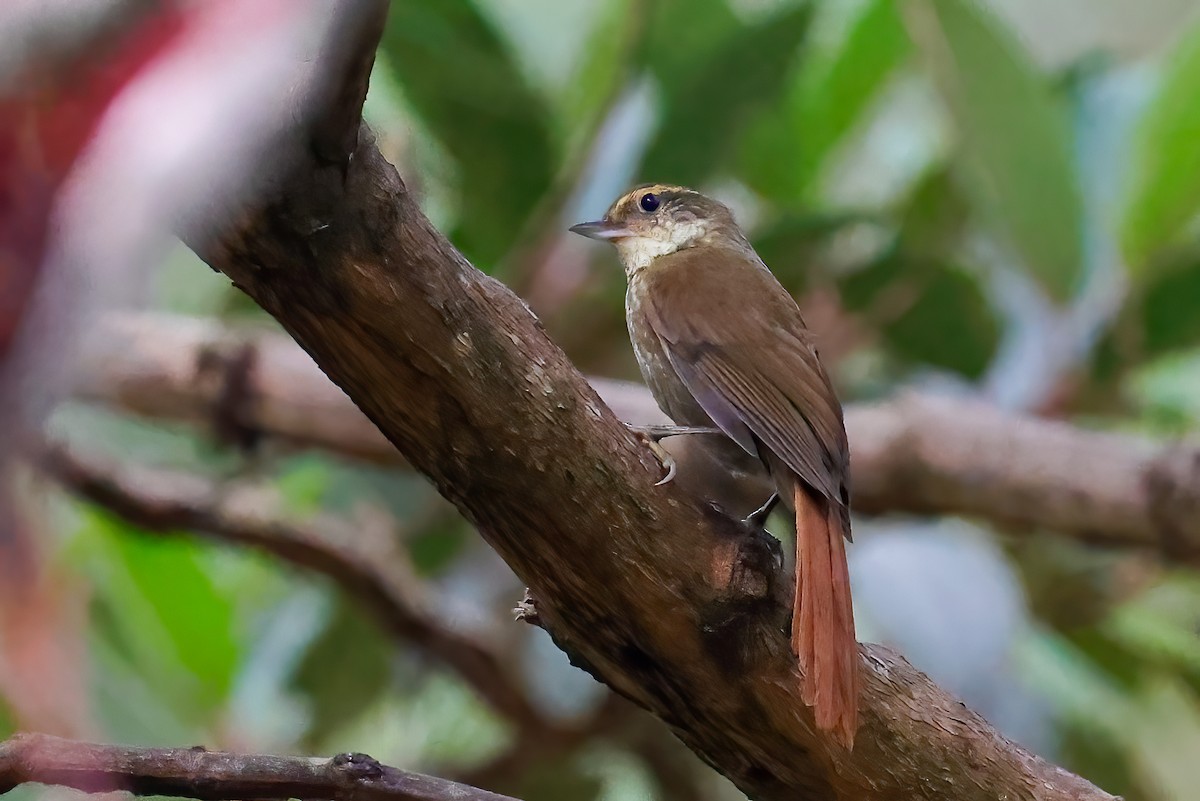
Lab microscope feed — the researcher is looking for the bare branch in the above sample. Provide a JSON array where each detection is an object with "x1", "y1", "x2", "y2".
[
  {"x1": 36, "y1": 443, "x2": 549, "y2": 736},
  {"x1": 39, "y1": 444, "x2": 698, "y2": 791},
  {"x1": 0, "y1": 733, "x2": 519, "y2": 801},
  {"x1": 78, "y1": 312, "x2": 1200, "y2": 564},
  {"x1": 308, "y1": 1, "x2": 390, "y2": 166}
]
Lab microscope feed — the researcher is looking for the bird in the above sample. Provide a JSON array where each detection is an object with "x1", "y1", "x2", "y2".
[{"x1": 570, "y1": 184, "x2": 859, "y2": 748}]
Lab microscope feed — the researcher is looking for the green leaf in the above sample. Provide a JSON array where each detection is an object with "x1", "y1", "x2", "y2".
[
  {"x1": 904, "y1": 0, "x2": 1084, "y2": 302},
  {"x1": 514, "y1": 761, "x2": 603, "y2": 801},
  {"x1": 1125, "y1": 349, "x2": 1200, "y2": 433},
  {"x1": 408, "y1": 519, "x2": 470, "y2": 575},
  {"x1": 638, "y1": 0, "x2": 740, "y2": 90},
  {"x1": 885, "y1": 260, "x2": 998, "y2": 377},
  {"x1": 750, "y1": 210, "x2": 884, "y2": 290},
  {"x1": 0, "y1": 695, "x2": 13, "y2": 738},
  {"x1": 380, "y1": 1, "x2": 556, "y2": 266},
  {"x1": 1057, "y1": 726, "x2": 1141, "y2": 801},
  {"x1": 839, "y1": 249, "x2": 899, "y2": 312},
  {"x1": 1140, "y1": 255, "x2": 1200, "y2": 355},
  {"x1": 1094, "y1": 250, "x2": 1200, "y2": 380},
  {"x1": 836, "y1": 166, "x2": 995, "y2": 376},
  {"x1": 839, "y1": 252, "x2": 998, "y2": 378},
  {"x1": 557, "y1": 0, "x2": 640, "y2": 142},
  {"x1": 291, "y1": 597, "x2": 393, "y2": 745},
  {"x1": 115, "y1": 536, "x2": 240, "y2": 705},
  {"x1": 742, "y1": 0, "x2": 910, "y2": 201},
  {"x1": 639, "y1": 3, "x2": 812, "y2": 186},
  {"x1": 1019, "y1": 631, "x2": 1141, "y2": 797},
  {"x1": 1104, "y1": 579, "x2": 1200, "y2": 681},
  {"x1": 274, "y1": 456, "x2": 331, "y2": 517},
  {"x1": 79, "y1": 509, "x2": 240, "y2": 726},
  {"x1": 1121, "y1": 18, "x2": 1200, "y2": 274},
  {"x1": 895, "y1": 166, "x2": 970, "y2": 256}
]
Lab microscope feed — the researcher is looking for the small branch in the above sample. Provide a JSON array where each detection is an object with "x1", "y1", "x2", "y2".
[
  {"x1": 76, "y1": 313, "x2": 1200, "y2": 563},
  {"x1": 308, "y1": 0, "x2": 390, "y2": 166},
  {"x1": 0, "y1": 733, "x2": 519, "y2": 801},
  {"x1": 36, "y1": 444, "x2": 549, "y2": 737}
]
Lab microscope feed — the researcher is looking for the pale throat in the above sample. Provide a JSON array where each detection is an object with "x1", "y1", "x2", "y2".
[{"x1": 615, "y1": 219, "x2": 710, "y2": 275}]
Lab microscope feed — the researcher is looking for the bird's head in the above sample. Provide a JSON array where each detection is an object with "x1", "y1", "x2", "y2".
[{"x1": 570, "y1": 184, "x2": 746, "y2": 274}]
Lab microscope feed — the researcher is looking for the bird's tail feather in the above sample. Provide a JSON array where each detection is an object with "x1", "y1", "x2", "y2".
[{"x1": 793, "y1": 484, "x2": 858, "y2": 749}]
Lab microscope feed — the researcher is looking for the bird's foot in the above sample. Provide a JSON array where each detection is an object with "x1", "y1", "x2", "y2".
[
  {"x1": 759, "y1": 529, "x2": 785, "y2": 571},
  {"x1": 631, "y1": 429, "x2": 679, "y2": 486},
  {"x1": 628, "y1": 424, "x2": 721, "y2": 486},
  {"x1": 742, "y1": 494, "x2": 786, "y2": 571},
  {"x1": 742, "y1": 492, "x2": 780, "y2": 530}
]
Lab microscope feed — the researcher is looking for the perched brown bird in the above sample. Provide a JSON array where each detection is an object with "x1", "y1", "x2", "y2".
[{"x1": 571, "y1": 184, "x2": 859, "y2": 747}]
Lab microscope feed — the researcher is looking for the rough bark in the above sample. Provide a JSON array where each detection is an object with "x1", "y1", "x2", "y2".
[
  {"x1": 76, "y1": 312, "x2": 1200, "y2": 565},
  {"x1": 177, "y1": 116, "x2": 1118, "y2": 801},
  {"x1": 0, "y1": 733, "x2": 518, "y2": 801}
]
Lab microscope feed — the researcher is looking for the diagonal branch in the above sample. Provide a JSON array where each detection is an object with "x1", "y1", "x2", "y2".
[
  {"x1": 180, "y1": 101, "x2": 1115, "y2": 801},
  {"x1": 76, "y1": 312, "x2": 1200, "y2": 565},
  {"x1": 85, "y1": 3, "x2": 1117, "y2": 797},
  {"x1": 0, "y1": 733, "x2": 519, "y2": 801}
]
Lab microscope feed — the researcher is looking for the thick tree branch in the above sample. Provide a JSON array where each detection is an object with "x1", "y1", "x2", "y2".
[
  {"x1": 77, "y1": 312, "x2": 1200, "y2": 564},
  {"x1": 175, "y1": 130, "x2": 1118, "y2": 801},
  {"x1": 0, "y1": 733, "x2": 518, "y2": 801},
  {"x1": 99, "y1": 6, "x2": 1118, "y2": 797}
]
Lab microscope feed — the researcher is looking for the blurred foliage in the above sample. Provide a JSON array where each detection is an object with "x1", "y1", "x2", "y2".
[
  {"x1": 15, "y1": 1, "x2": 1200, "y2": 800},
  {"x1": 380, "y1": 1, "x2": 556, "y2": 266},
  {"x1": 1122, "y1": 16, "x2": 1200, "y2": 274},
  {"x1": 742, "y1": 0, "x2": 909, "y2": 202},
  {"x1": 638, "y1": 1, "x2": 811, "y2": 185},
  {"x1": 907, "y1": 0, "x2": 1085, "y2": 303}
]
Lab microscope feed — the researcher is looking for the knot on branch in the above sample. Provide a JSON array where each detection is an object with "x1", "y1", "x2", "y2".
[
  {"x1": 1144, "y1": 445, "x2": 1200, "y2": 564},
  {"x1": 513, "y1": 588, "x2": 541, "y2": 627},
  {"x1": 330, "y1": 751, "x2": 384, "y2": 782},
  {"x1": 697, "y1": 505, "x2": 788, "y2": 676},
  {"x1": 195, "y1": 341, "x2": 260, "y2": 452}
]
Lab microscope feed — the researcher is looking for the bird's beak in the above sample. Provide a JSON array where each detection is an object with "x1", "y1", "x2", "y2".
[{"x1": 569, "y1": 219, "x2": 629, "y2": 241}]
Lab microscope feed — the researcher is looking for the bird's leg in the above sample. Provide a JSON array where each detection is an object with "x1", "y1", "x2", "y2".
[
  {"x1": 744, "y1": 492, "x2": 784, "y2": 569},
  {"x1": 743, "y1": 492, "x2": 780, "y2": 530},
  {"x1": 626, "y1": 424, "x2": 724, "y2": 442},
  {"x1": 627, "y1": 424, "x2": 723, "y2": 487}
]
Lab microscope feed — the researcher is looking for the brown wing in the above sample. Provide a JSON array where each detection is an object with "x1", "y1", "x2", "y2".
[{"x1": 642, "y1": 249, "x2": 849, "y2": 504}]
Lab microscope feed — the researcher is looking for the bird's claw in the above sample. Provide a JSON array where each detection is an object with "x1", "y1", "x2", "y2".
[
  {"x1": 650, "y1": 439, "x2": 678, "y2": 485},
  {"x1": 743, "y1": 492, "x2": 780, "y2": 530},
  {"x1": 632, "y1": 430, "x2": 678, "y2": 485}
]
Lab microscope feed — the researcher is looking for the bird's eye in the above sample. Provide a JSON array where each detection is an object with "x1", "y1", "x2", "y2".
[{"x1": 639, "y1": 193, "x2": 660, "y2": 212}]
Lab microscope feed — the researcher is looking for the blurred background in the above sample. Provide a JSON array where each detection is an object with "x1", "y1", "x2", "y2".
[{"x1": 4, "y1": 0, "x2": 1200, "y2": 799}]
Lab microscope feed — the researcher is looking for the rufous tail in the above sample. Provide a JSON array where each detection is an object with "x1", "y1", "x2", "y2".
[{"x1": 793, "y1": 484, "x2": 858, "y2": 749}]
